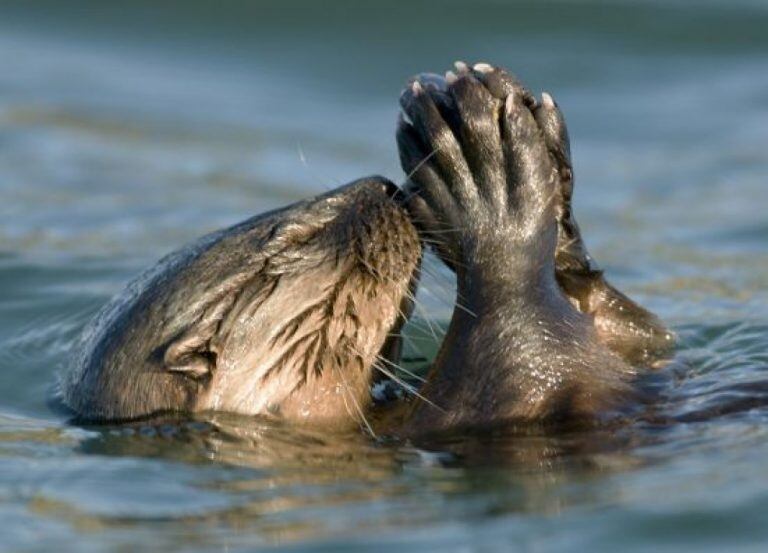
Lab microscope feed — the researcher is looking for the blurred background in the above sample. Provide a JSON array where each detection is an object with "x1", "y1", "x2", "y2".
[{"x1": 1, "y1": 1, "x2": 768, "y2": 551}]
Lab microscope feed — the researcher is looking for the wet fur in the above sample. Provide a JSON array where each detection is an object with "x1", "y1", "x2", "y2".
[
  {"x1": 396, "y1": 64, "x2": 672, "y2": 433},
  {"x1": 62, "y1": 178, "x2": 421, "y2": 429},
  {"x1": 61, "y1": 63, "x2": 673, "y2": 435}
]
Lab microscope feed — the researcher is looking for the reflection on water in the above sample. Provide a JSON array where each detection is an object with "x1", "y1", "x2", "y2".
[
  {"x1": 6, "y1": 384, "x2": 768, "y2": 550},
  {"x1": 2, "y1": 0, "x2": 768, "y2": 551}
]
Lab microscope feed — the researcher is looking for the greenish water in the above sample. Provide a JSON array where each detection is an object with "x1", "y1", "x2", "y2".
[{"x1": 2, "y1": 1, "x2": 768, "y2": 551}]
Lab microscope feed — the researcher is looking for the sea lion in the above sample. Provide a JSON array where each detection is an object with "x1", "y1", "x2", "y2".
[{"x1": 60, "y1": 62, "x2": 673, "y2": 434}]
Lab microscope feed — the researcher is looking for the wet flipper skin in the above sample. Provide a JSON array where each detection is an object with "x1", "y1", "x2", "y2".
[{"x1": 399, "y1": 62, "x2": 674, "y2": 367}]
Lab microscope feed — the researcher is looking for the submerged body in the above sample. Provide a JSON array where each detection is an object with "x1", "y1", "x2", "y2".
[{"x1": 61, "y1": 63, "x2": 673, "y2": 434}]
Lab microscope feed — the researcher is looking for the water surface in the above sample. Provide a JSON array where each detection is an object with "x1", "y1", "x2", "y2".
[{"x1": 2, "y1": 1, "x2": 768, "y2": 551}]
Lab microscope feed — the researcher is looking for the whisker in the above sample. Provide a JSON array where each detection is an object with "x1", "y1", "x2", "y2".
[
  {"x1": 332, "y1": 362, "x2": 376, "y2": 438},
  {"x1": 418, "y1": 263, "x2": 461, "y2": 297},
  {"x1": 411, "y1": 271, "x2": 476, "y2": 319},
  {"x1": 386, "y1": 331, "x2": 433, "y2": 359},
  {"x1": 372, "y1": 361, "x2": 445, "y2": 413},
  {"x1": 296, "y1": 142, "x2": 339, "y2": 192},
  {"x1": 423, "y1": 228, "x2": 464, "y2": 235},
  {"x1": 401, "y1": 286, "x2": 446, "y2": 331},
  {"x1": 404, "y1": 148, "x2": 440, "y2": 183},
  {"x1": 375, "y1": 353, "x2": 427, "y2": 383},
  {"x1": 389, "y1": 147, "x2": 441, "y2": 201},
  {"x1": 420, "y1": 236, "x2": 449, "y2": 248},
  {"x1": 386, "y1": 331, "x2": 436, "y2": 343},
  {"x1": 419, "y1": 259, "x2": 456, "y2": 282},
  {"x1": 404, "y1": 319, "x2": 437, "y2": 339},
  {"x1": 419, "y1": 282, "x2": 477, "y2": 318},
  {"x1": 419, "y1": 242, "x2": 469, "y2": 270},
  {"x1": 411, "y1": 301, "x2": 442, "y2": 342},
  {"x1": 344, "y1": 343, "x2": 442, "y2": 413}
]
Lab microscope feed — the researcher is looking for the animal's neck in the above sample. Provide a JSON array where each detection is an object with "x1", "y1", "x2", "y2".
[{"x1": 407, "y1": 269, "x2": 596, "y2": 432}]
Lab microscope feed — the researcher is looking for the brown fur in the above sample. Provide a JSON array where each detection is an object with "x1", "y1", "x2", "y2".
[
  {"x1": 62, "y1": 178, "x2": 421, "y2": 431},
  {"x1": 61, "y1": 64, "x2": 673, "y2": 437}
]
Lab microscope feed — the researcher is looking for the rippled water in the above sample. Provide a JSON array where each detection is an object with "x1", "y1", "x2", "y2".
[{"x1": 2, "y1": 1, "x2": 768, "y2": 551}]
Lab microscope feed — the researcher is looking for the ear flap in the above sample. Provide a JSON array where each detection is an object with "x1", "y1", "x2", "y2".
[
  {"x1": 157, "y1": 204, "x2": 341, "y2": 383},
  {"x1": 162, "y1": 301, "x2": 229, "y2": 380},
  {"x1": 163, "y1": 330, "x2": 216, "y2": 380},
  {"x1": 161, "y1": 280, "x2": 245, "y2": 381}
]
